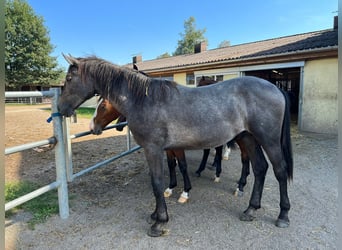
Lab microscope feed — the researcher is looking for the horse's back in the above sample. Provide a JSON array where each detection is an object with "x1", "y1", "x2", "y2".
[
  {"x1": 176, "y1": 76, "x2": 284, "y2": 114},
  {"x1": 158, "y1": 76, "x2": 284, "y2": 148},
  {"x1": 178, "y1": 76, "x2": 282, "y2": 97}
]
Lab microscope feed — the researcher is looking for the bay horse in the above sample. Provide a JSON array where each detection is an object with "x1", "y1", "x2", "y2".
[{"x1": 58, "y1": 55, "x2": 293, "y2": 237}]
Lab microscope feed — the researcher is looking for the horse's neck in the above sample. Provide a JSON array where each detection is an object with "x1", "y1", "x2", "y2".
[{"x1": 95, "y1": 81, "x2": 130, "y2": 117}]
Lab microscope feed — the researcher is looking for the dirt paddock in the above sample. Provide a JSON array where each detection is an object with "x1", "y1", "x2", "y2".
[{"x1": 5, "y1": 104, "x2": 337, "y2": 249}]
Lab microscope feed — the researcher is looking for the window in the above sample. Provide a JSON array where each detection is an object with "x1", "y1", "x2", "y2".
[
  {"x1": 216, "y1": 75, "x2": 223, "y2": 81},
  {"x1": 186, "y1": 73, "x2": 195, "y2": 85}
]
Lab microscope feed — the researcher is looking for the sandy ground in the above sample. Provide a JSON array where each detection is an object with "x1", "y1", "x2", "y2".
[{"x1": 5, "y1": 104, "x2": 338, "y2": 249}]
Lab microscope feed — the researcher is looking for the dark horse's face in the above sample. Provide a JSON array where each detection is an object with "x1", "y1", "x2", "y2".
[{"x1": 58, "y1": 54, "x2": 95, "y2": 117}]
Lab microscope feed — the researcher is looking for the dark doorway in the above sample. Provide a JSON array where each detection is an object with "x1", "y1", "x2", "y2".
[{"x1": 245, "y1": 67, "x2": 300, "y2": 122}]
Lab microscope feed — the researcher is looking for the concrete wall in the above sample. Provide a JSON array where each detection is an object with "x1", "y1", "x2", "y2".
[{"x1": 301, "y1": 58, "x2": 338, "y2": 134}]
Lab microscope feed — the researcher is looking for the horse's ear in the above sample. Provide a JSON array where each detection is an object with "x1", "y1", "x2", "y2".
[{"x1": 62, "y1": 53, "x2": 79, "y2": 66}]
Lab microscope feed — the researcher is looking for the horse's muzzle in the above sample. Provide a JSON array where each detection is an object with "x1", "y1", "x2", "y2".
[{"x1": 57, "y1": 103, "x2": 75, "y2": 117}]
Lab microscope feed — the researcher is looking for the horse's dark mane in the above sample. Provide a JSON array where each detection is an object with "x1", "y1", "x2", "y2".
[{"x1": 76, "y1": 56, "x2": 177, "y2": 104}]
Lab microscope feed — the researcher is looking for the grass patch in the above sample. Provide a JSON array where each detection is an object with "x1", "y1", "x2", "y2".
[
  {"x1": 5, "y1": 181, "x2": 59, "y2": 229},
  {"x1": 45, "y1": 107, "x2": 95, "y2": 119},
  {"x1": 74, "y1": 107, "x2": 96, "y2": 119}
]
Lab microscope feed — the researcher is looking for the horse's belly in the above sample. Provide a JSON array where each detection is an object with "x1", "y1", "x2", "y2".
[{"x1": 165, "y1": 125, "x2": 236, "y2": 150}]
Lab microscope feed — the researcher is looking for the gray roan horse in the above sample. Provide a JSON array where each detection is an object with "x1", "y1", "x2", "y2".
[{"x1": 58, "y1": 54, "x2": 293, "y2": 237}]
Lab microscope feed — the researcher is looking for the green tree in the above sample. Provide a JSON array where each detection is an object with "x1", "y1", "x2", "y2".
[
  {"x1": 156, "y1": 52, "x2": 171, "y2": 59},
  {"x1": 5, "y1": 0, "x2": 63, "y2": 90},
  {"x1": 173, "y1": 16, "x2": 207, "y2": 56}
]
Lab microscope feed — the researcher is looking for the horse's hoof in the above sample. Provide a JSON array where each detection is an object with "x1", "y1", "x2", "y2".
[
  {"x1": 214, "y1": 176, "x2": 220, "y2": 182},
  {"x1": 195, "y1": 172, "x2": 201, "y2": 177},
  {"x1": 147, "y1": 223, "x2": 169, "y2": 237},
  {"x1": 164, "y1": 188, "x2": 173, "y2": 198},
  {"x1": 239, "y1": 213, "x2": 256, "y2": 222},
  {"x1": 276, "y1": 218, "x2": 290, "y2": 228},
  {"x1": 233, "y1": 188, "x2": 244, "y2": 197},
  {"x1": 177, "y1": 191, "x2": 189, "y2": 203},
  {"x1": 240, "y1": 208, "x2": 257, "y2": 221},
  {"x1": 178, "y1": 196, "x2": 188, "y2": 203},
  {"x1": 147, "y1": 228, "x2": 169, "y2": 237}
]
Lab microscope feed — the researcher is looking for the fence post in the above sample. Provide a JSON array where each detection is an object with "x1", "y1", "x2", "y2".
[
  {"x1": 126, "y1": 127, "x2": 131, "y2": 150},
  {"x1": 63, "y1": 117, "x2": 74, "y2": 182},
  {"x1": 51, "y1": 88, "x2": 69, "y2": 219}
]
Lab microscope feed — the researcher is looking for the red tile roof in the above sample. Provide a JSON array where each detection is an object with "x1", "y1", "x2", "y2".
[{"x1": 132, "y1": 29, "x2": 338, "y2": 72}]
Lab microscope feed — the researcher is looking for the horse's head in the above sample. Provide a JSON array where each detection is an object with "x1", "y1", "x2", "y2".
[
  {"x1": 89, "y1": 97, "x2": 124, "y2": 135},
  {"x1": 58, "y1": 54, "x2": 96, "y2": 117}
]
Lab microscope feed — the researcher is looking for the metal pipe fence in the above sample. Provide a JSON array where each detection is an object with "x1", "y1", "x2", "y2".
[
  {"x1": 5, "y1": 89, "x2": 141, "y2": 219},
  {"x1": 5, "y1": 89, "x2": 69, "y2": 218},
  {"x1": 63, "y1": 118, "x2": 141, "y2": 182}
]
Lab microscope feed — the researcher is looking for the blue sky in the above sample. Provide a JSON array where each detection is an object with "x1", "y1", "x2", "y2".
[{"x1": 27, "y1": 0, "x2": 337, "y2": 70}]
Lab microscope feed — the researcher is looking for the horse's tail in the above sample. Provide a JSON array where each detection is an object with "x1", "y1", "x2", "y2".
[{"x1": 281, "y1": 90, "x2": 293, "y2": 181}]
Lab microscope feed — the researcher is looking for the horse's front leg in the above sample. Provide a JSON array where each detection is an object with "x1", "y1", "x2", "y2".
[
  {"x1": 176, "y1": 150, "x2": 191, "y2": 203},
  {"x1": 144, "y1": 146, "x2": 169, "y2": 237}
]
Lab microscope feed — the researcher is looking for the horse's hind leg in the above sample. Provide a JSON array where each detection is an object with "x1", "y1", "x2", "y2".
[
  {"x1": 265, "y1": 148, "x2": 291, "y2": 228},
  {"x1": 212, "y1": 146, "x2": 223, "y2": 182},
  {"x1": 234, "y1": 138, "x2": 250, "y2": 197},
  {"x1": 176, "y1": 150, "x2": 191, "y2": 203},
  {"x1": 236, "y1": 158, "x2": 250, "y2": 197},
  {"x1": 234, "y1": 151, "x2": 249, "y2": 197},
  {"x1": 164, "y1": 150, "x2": 177, "y2": 198},
  {"x1": 195, "y1": 149, "x2": 210, "y2": 177},
  {"x1": 239, "y1": 134, "x2": 269, "y2": 222},
  {"x1": 224, "y1": 140, "x2": 234, "y2": 160}
]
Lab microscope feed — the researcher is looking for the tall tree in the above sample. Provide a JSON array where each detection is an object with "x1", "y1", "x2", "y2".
[
  {"x1": 5, "y1": 0, "x2": 63, "y2": 90},
  {"x1": 173, "y1": 16, "x2": 207, "y2": 56}
]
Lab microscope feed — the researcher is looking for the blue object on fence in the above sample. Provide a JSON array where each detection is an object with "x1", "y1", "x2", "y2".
[{"x1": 47, "y1": 112, "x2": 62, "y2": 123}]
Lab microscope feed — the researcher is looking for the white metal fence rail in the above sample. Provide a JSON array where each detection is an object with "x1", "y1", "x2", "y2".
[{"x1": 5, "y1": 89, "x2": 141, "y2": 220}]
